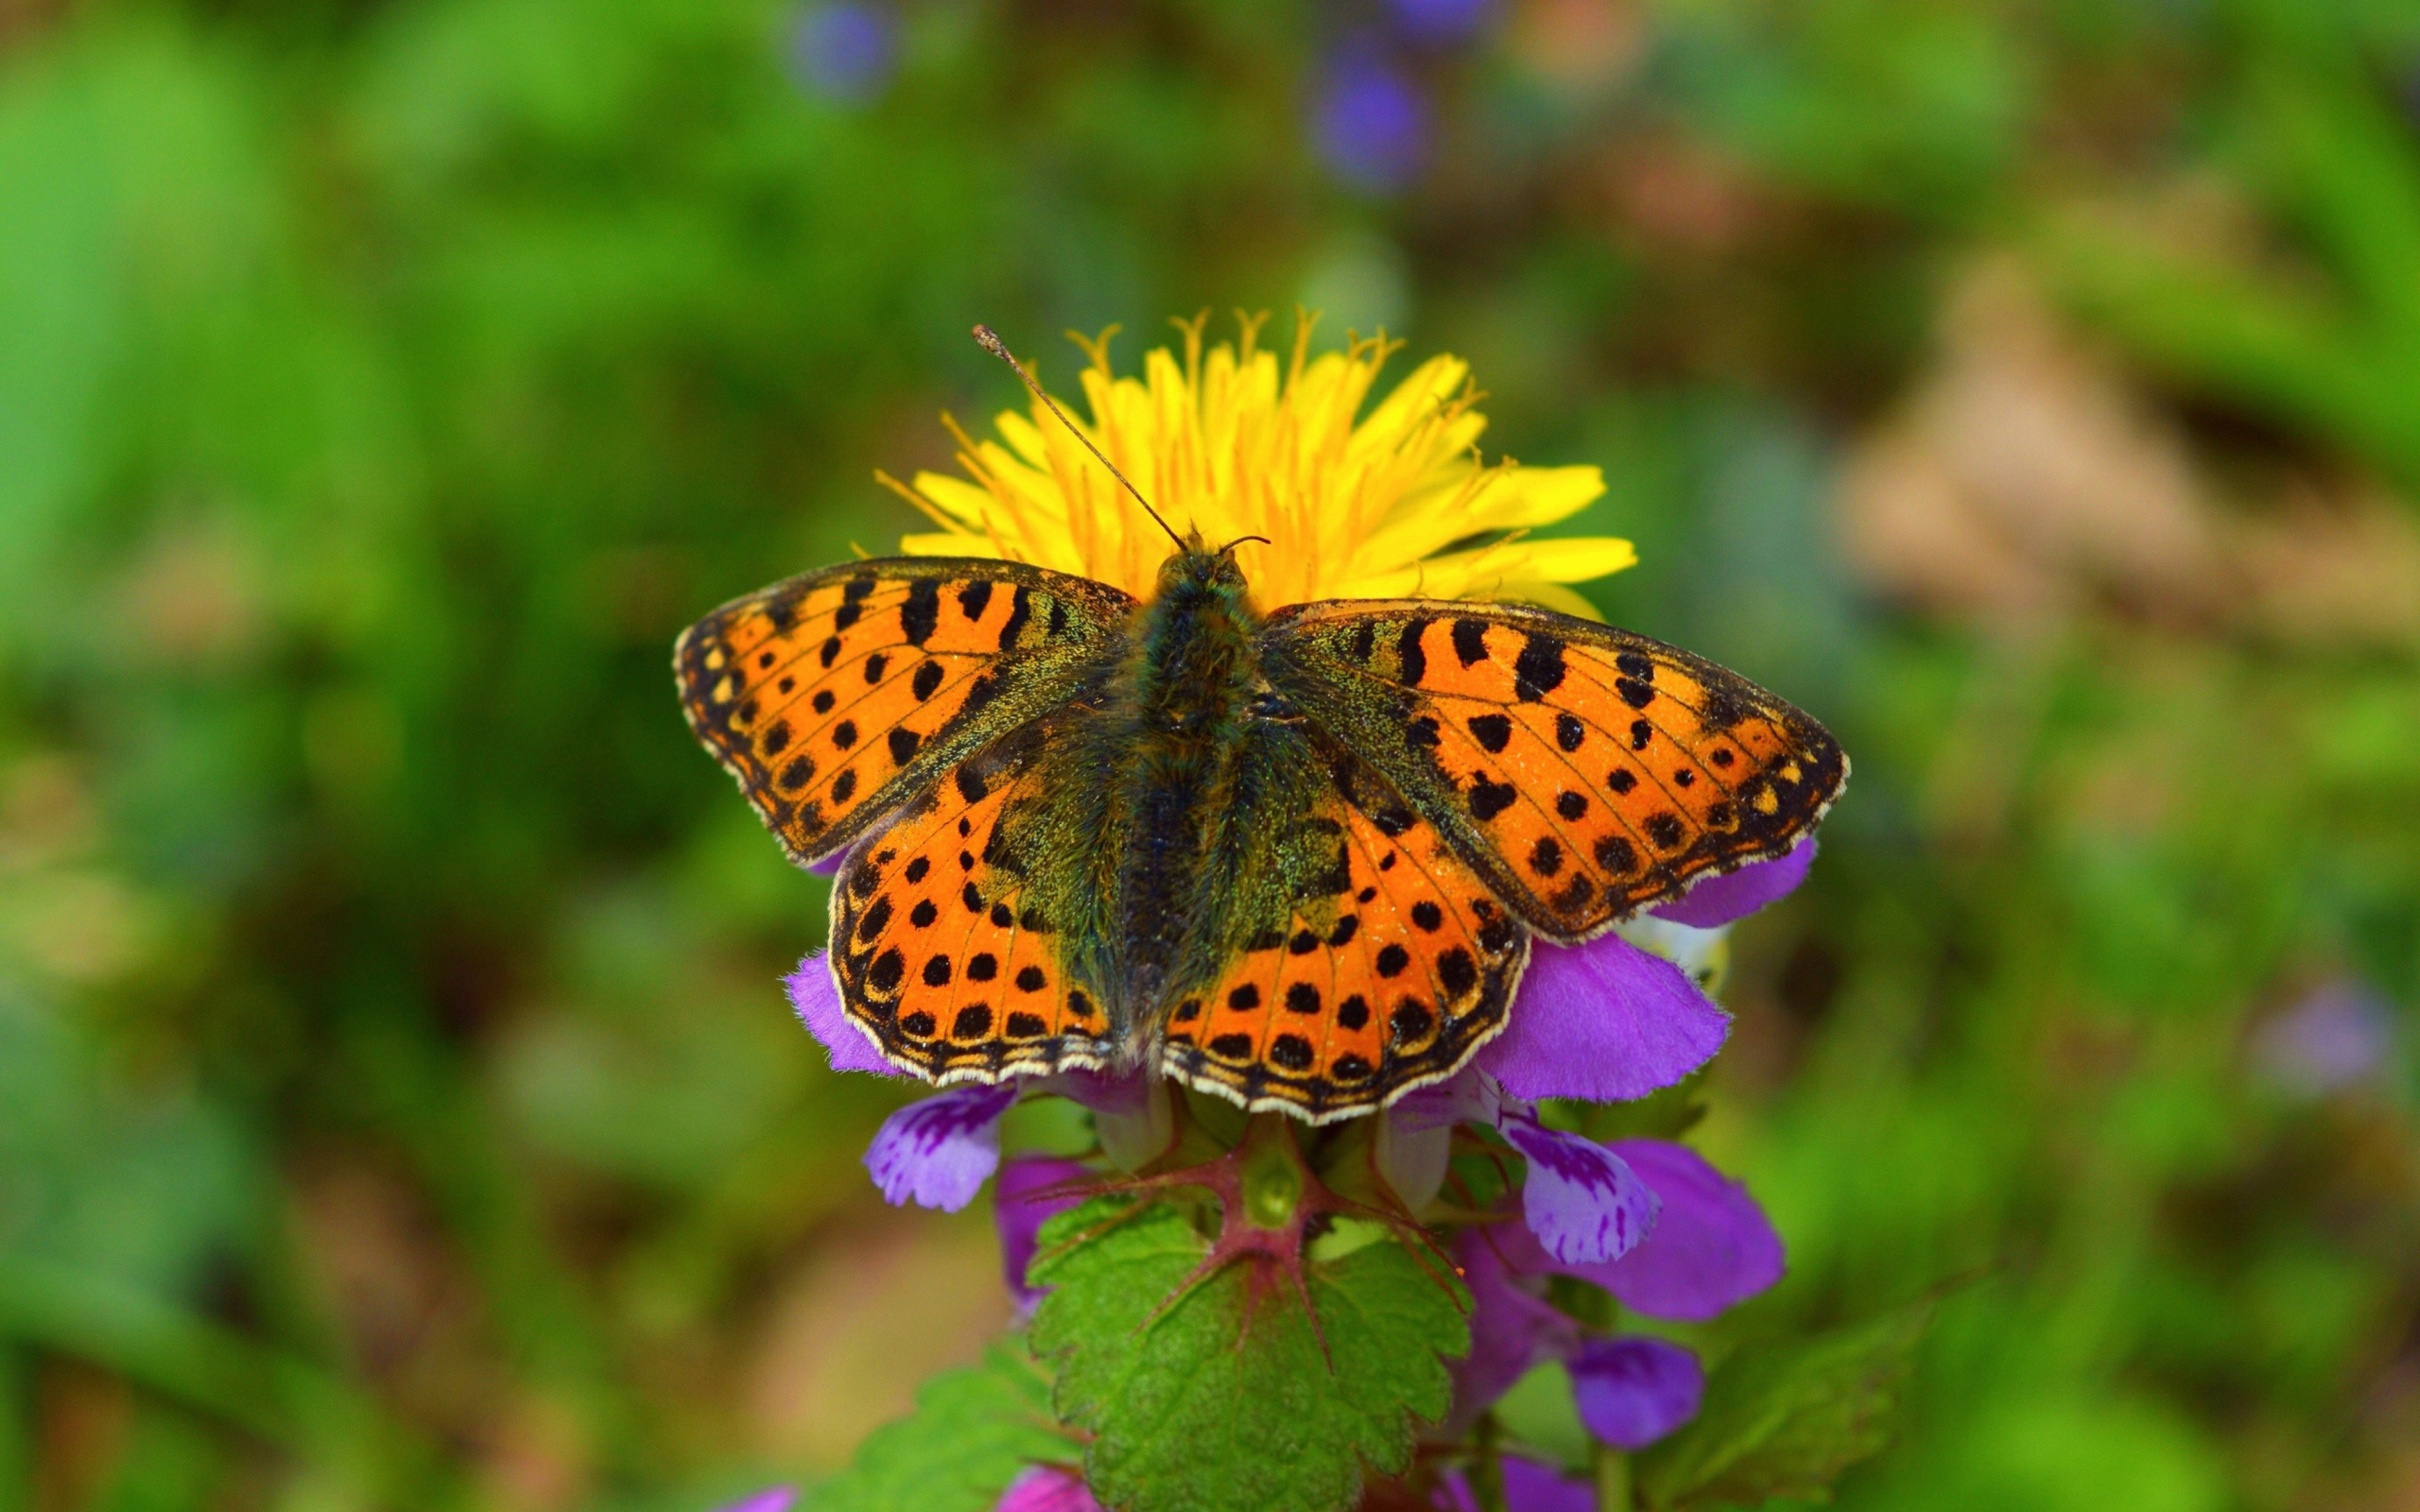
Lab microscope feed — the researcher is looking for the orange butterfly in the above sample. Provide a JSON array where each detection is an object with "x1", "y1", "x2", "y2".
[{"x1": 676, "y1": 334, "x2": 1844, "y2": 1123}]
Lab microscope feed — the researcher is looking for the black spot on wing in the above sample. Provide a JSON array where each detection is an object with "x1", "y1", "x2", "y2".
[
  {"x1": 1397, "y1": 617, "x2": 1430, "y2": 686},
  {"x1": 900, "y1": 579, "x2": 942, "y2": 645},
  {"x1": 997, "y1": 587, "x2": 1031, "y2": 650},
  {"x1": 1513, "y1": 633, "x2": 1567, "y2": 701}
]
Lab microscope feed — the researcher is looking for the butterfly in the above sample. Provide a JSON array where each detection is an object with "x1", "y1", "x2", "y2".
[{"x1": 674, "y1": 537, "x2": 1846, "y2": 1122}]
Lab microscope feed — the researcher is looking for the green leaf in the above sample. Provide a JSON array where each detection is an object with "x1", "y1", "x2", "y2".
[
  {"x1": 808, "y1": 1341, "x2": 1069, "y2": 1512},
  {"x1": 1028, "y1": 1200, "x2": 1468, "y2": 1512},
  {"x1": 1636, "y1": 1297, "x2": 1934, "y2": 1510}
]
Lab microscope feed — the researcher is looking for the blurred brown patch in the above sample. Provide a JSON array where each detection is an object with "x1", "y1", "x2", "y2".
[
  {"x1": 744, "y1": 1207, "x2": 1013, "y2": 1471},
  {"x1": 1841, "y1": 259, "x2": 2222, "y2": 623},
  {"x1": 289, "y1": 1156, "x2": 497, "y2": 1416},
  {"x1": 0, "y1": 755, "x2": 96, "y2": 876},
  {"x1": 115, "y1": 512, "x2": 266, "y2": 669},
  {"x1": 31, "y1": 1361, "x2": 127, "y2": 1512},
  {"x1": 1840, "y1": 259, "x2": 2420, "y2": 648},
  {"x1": 294, "y1": 1149, "x2": 603, "y2": 1509},
  {"x1": 1600, "y1": 135, "x2": 1764, "y2": 258},
  {"x1": 1507, "y1": 0, "x2": 1646, "y2": 96}
]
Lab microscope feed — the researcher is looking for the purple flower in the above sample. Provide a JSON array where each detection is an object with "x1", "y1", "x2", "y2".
[
  {"x1": 1312, "y1": 55, "x2": 1429, "y2": 192},
  {"x1": 1499, "y1": 1108, "x2": 1659, "y2": 1266},
  {"x1": 1471, "y1": 842, "x2": 1812, "y2": 1103},
  {"x1": 1444, "y1": 1139, "x2": 1783, "y2": 1451},
  {"x1": 995, "y1": 1156, "x2": 1094, "y2": 1312},
  {"x1": 712, "y1": 1491, "x2": 797, "y2": 1512},
  {"x1": 785, "y1": 2, "x2": 898, "y2": 105},
  {"x1": 994, "y1": 1465, "x2": 1101, "y2": 1512},
  {"x1": 864, "y1": 1082, "x2": 1021, "y2": 1211},
  {"x1": 1431, "y1": 1453, "x2": 1595, "y2": 1512},
  {"x1": 1568, "y1": 1336, "x2": 1703, "y2": 1451},
  {"x1": 2255, "y1": 978, "x2": 2398, "y2": 1097},
  {"x1": 1651, "y1": 840, "x2": 1816, "y2": 929},
  {"x1": 1445, "y1": 1229, "x2": 1578, "y2": 1433},
  {"x1": 787, "y1": 951, "x2": 902, "y2": 1075},
  {"x1": 1585, "y1": 1140, "x2": 1784, "y2": 1320},
  {"x1": 1476, "y1": 934, "x2": 1731, "y2": 1103},
  {"x1": 1386, "y1": 0, "x2": 1496, "y2": 46}
]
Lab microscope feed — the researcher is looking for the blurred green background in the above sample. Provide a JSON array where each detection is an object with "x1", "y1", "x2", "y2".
[{"x1": 3, "y1": 0, "x2": 2417, "y2": 1507}]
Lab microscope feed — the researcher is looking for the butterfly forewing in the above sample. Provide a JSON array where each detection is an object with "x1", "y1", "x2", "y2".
[
  {"x1": 674, "y1": 558, "x2": 1134, "y2": 866},
  {"x1": 1263, "y1": 600, "x2": 1846, "y2": 941},
  {"x1": 1163, "y1": 739, "x2": 1527, "y2": 1122}
]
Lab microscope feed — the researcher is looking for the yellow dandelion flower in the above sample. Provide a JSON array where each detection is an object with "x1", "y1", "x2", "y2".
[{"x1": 876, "y1": 314, "x2": 1635, "y2": 614}]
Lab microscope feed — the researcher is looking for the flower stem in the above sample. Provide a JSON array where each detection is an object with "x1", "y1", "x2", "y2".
[
  {"x1": 1592, "y1": 1443, "x2": 1632, "y2": 1511},
  {"x1": 1469, "y1": 1411, "x2": 1510, "y2": 1512}
]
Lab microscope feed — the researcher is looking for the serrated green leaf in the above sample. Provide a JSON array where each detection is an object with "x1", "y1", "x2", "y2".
[
  {"x1": 1636, "y1": 1297, "x2": 1933, "y2": 1510},
  {"x1": 1028, "y1": 1200, "x2": 1468, "y2": 1512},
  {"x1": 807, "y1": 1340, "x2": 1068, "y2": 1512}
]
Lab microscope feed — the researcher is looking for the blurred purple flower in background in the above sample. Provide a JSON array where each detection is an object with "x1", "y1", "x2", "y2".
[
  {"x1": 1385, "y1": 0, "x2": 1496, "y2": 46},
  {"x1": 1313, "y1": 53, "x2": 1430, "y2": 192},
  {"x1": 712, "y1": 1490, "x2": 796, "y2": 1512},
  {"x1": 2254, "y1": 978, "x2": 2400, "y2": 1097},
  {"x1": 786, "y1": 1, "x2": 899, "y2": 106}
]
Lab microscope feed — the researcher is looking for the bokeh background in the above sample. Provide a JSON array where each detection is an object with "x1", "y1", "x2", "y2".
[{"x1": 3, "y1": 0, "x2": 2418, "y2": 1507}]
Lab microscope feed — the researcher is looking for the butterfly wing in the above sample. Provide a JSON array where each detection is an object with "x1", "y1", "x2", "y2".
[
  {"x1": 675, "y1": 558, "x2": 1134, "y2": 867},
  {"x1": 828, "y1": 718, "x2": 1123, "y2": 1081},
  {"x1": 1261, "y1": 600, "x2": 1846, "y2": 942},
  {"x1": 1155, "y1": 728, "x2": 1528, "y2": 1122}
]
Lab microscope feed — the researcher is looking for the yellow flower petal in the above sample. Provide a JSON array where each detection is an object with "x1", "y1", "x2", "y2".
[{"x1": 885, "y1": 317, "x2": 1633, "y2": 608}]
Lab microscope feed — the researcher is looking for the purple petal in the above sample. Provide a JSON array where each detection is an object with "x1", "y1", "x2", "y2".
[
  {"x1": 1430, "y1": 1454, "x2": 1595, "y2": 1512},
  {"x1": 786, "y1": 2, "x2": 899, "y2": 106},
  {"x1": 994, "y1": 1465, "x2": 1101, "y2": 1512},
  {"x1": 786, "y1": 952, "x2": 903, "y2": 1076},
  {"x1": 1478, "y1": 933, "x2": 1729, "y2": 1104},
  {"x1": 1312, "y1": 55, "x2": 1429, "y2": 192},
  {"x1": 1501, "y1": 1112, "x2": 1659, "y2": 1266},
  {"x1": 1388, "y1": 0, "x2": 1497, "y2": 47},
  {"x1": 1390, "y1": 1066, "x2": 1502, "y2": 1134},
  {"x1": 1651, "y1": 838, "x2": 1815, "y2": 928},
  {"x1": 1568, "y1": 1336, "x2": 1703, "y2": 1451},
  {"x1": 994, "y1": 1156, "x2": 1095, "y2": 1311},
  {"x1": 712, "y1": 1491, "x2": 796, "y2": 1512},
  {"x1": 1578, "y1": 1141, "x2": 1784, "y2": 1321},
  {"x1": 864, "y1": 1083, "x2": 1020, "y2": 1211},
  {"x1": 2255, "y1": 978, "x2": 2398, "y2": 1096},
  {"x1": 804, "y1": 848, "x2": 848, "y2": 877},
  {"x1": 1444, "y1": 1228, "x2": 1578, "y2": 1430},
  {"x1": 1375, "y1": 1101, "x2": 1454, "y2": 1211},
  {"x1": 1040, "y1": 1067, "x2": 1150, "y2": 1117}
]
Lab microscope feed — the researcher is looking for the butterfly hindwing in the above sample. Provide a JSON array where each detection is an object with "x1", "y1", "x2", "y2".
[
  {"x1": 830, "y1": 720, "x2": 1120, "y2": 1080},
  {"x1": 1160, "y1": 731, "x2": 1526, "y2": 1122},
  {"x1": 1263, "y1": 600, "x2": 1846, "y2": 941},
  {"x1": 675, "y1": 558, "x2": 1135, "y2": 866}
]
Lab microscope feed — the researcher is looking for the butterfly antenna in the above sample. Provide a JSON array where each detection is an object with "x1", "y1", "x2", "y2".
[
  {"x1": 972, "y1": 323, "x2": 1185, "y2": 551},
  {"x1": 1219, "y1": 533, "x2": 1271, "y2": 553}
]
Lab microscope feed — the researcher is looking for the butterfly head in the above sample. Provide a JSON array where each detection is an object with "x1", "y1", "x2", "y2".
[{"x1": 1153, "y1": 532, "x2": 1266, "y2": 604}]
